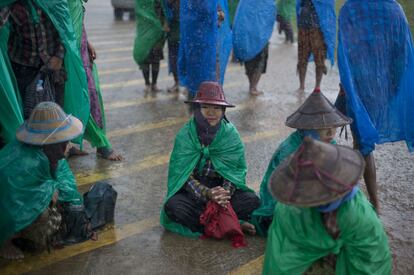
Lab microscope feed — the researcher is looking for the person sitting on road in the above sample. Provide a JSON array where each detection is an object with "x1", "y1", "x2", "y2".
[
  {"x1": 160, "y1": 81, "x2": 260, "y2": 238},
  {"x1": 250, "y1": 88, "x2": 352, "y2": 236},
  {"x1": 262, "y1": 137, "x2": 391, "y2": 274},
  {"x1": 0, "y1": 102, "x2": 90, "y2": 260}
]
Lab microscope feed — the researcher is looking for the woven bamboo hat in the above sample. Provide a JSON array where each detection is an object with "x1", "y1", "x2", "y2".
[
  {"x1": 285, "y1": 88, "x2": 352, "y2": 129},
  {"x1": 268, "y1": 137, "x2": 364, "y2": 207},
  {"x1": 16, "y1": 102, "x2": 83, "y2": 145}
]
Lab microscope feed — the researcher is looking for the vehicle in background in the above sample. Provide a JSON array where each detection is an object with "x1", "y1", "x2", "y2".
[{"x1": 111, "y1": 0, "x2": 135, "y2": 20}]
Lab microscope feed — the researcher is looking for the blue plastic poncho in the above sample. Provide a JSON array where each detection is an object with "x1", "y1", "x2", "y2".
[
  {"x1": 338, "y1": 0, "x2": 414, "y2": 155},
  {"x1": 296, "y1": 0, "x2": 336, "y2": 65},
  {"x1": 178, "y1": 0, "x2": 232, "y2": 96},
  {"x1": 232, "y1": 0, "x2": 276, "y2": 61}
]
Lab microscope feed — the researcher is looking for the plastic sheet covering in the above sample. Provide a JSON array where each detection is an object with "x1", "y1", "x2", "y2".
[
  {"x1": 232, "y1": 0, "x2": 276, "y2": 61},
  {"x1": 133, "y1": 0, "x2": 165, "y2": 65},
  {"x1": 277, "y1": 0, "x2": 296, "y2": 21},
  {"x1": 296, "y1": 0, "x2": 336, "y2": 65},
  {"x1": 160, "y1": 118, "x2": 252, "y2": 238},
  {"x1": 262, "y1": 191, "x2": 391, "y2": 275},
  {"x1": 338, "y1": 0, "x2": 414, "y2": 155},
  {"x1": 250, "y1": 131, "x2": 302, "y2": 236},
  {"x1": 228, "y1": 0, "x2": 240, "y2": 25},
  {"x1": 0, "y1": 141, "x2": 83, "y2": 245},
  {"x1": 178, "y1": 0, "x2": 232, "y2": 96},
  {"x1": 0, "y1": 26, "x2": 23, "y2": 143}
]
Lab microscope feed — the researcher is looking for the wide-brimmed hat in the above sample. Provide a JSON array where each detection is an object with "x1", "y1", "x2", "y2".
[
  {"x1": 268, "y1": 137, "x2": 364, "y2": 207},
  {"x1": 285, "y1": 88, "x2": 352, "y2": 129},
  {"x1": 185, "y1": 81, "x2": 235, "y2": 107},
  {"x1": 16, "y1": 102, "x2": 83, "y2": 145}
]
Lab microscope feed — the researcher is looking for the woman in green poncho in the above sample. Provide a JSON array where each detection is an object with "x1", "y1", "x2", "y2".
[
  {"x1": 250, "y1": 88, "x2": 353, "y2": 236},
  {"x1": 262, "y1": 137, "x2": 391, "y2": 274},
  {"x1": 276, "y1": 0, "x2": 295, "y2": 43},
  {"x1": 0, "y1": 102, "x2": 87, "y2": 260},
  {"x1": 160, "y1": 81, "x2": 259, "y2": 238}
]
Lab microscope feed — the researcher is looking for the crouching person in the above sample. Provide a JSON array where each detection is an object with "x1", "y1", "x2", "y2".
[
  {"x1": 160, "y1": 82, "x2": 259, "y2": 238},
  {"x1": 0, "y1": 102, "x2": 91, "y2": 260},
  {"x1": 262, "y1": 137, "x2": 391, "y2": 274}
]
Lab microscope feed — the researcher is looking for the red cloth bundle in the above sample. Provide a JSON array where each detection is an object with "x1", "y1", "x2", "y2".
[{"x1": 199, "y1": 201, "x2": 247, "y2": 248}]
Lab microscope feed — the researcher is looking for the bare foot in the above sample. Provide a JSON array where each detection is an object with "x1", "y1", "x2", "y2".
[
  {"x1": 0, "y1": 240, "x2": 24, "y2": 260},
  {"x1": 249, "y1": 89, "x2": 264, "y2": 96},
  {"x1": 151, "y1": 85, "x2": 162, "y2": 93},
  {"x1": 144, "y1": 85, "x2": 151, "y2": 93},
  {"x1": 241, "y1": 222, "x2": 256, "y2": 236},
  {"x1": 65, "y1": 143, "x2": 88, "y2": 158},
  {"x1": 297, "y1": 87, "x2": 305, "y2": 92},
  {"x1": 97, "y1": 148, "x2": 124, "y2": 161},
  {"x1": 167, "y1": 84, "x2": 179, "y2": 93}
]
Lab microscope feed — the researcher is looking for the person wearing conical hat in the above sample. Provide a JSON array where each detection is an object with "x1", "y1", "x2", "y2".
[
  {"x1": 160, "y1": 81, "x2": 260, "y2": 238},
  {"x1": 250, "y1": 88, "x2": 352, "y2": 236},
  {"x1": 262, "y1": 137, "x2": 391, "y2": 274},
  {"x1": 0, "y1": 102, "x2": 90, "y2": 260}
]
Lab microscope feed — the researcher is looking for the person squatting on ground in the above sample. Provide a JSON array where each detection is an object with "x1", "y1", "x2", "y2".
[
  {"x1": 160, "y1": 82, "x2": 260, "y2": 237},
  {"x1": 250, "y1": 88, "x2": 353, "y2": 236},
  {"x1": 276, "y1": 0, "x2": 295, "y2": 43},
  {"x1": 296, "y1": 0, "x2": 332, "y2": 91},
  {"x1": 0, "y1": 1, "x2": 66, "y2": 117},
  {"x1": 0, "y1": 102, "x2": 94, "y2": 260},
  {"x1": 165, "y1": 0, "x2": 180, "y2": 93},
  {"x1": 262, "y1": 137, "x2": 391, "y2": 275}
]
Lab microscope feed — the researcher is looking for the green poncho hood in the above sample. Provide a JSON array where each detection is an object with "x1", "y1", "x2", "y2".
[
  {"x1": 133, "y1": 0, "x2": 165, "y2": 65},
  {"x1": 160, "y1": 118, "x2": 252, "y2": 238},
  {"x1": 0, "y1": 0, "x2": 90, "y2": 144},
  {"x1": 262, "y1": 191, "x2": 391, "y2": 275},
  {"x1": 0, "y1": 141, "x2": 82, "y2": 245}
]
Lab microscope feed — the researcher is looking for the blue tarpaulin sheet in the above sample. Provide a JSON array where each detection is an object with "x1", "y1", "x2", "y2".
[
  {"x1": 178, "y1": 0, "x2": 232, "y2": 96},
  {"x1": 338, "y1": 0, "x2": 414, "y2": 155},
  {"x1": 296, "y1": 0, "x2": 336, "y2": 65},
  {"x1": 232, "y1": 0, "x2": 276, "y2": 61}
]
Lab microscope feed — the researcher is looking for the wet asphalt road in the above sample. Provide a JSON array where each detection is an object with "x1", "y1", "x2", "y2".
[{"x1": 1, "y1": 0, "x2": 413, "y2": 274}]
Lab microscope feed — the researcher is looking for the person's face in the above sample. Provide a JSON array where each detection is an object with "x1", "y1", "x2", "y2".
[
  {"x1": 316, "y1": 128, "x2": 337, "y2": 143},
  {"x1": 200, "y1": 104, "x2": 224, "y2": 126}
]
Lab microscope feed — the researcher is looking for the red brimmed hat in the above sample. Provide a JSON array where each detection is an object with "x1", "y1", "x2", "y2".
[{"x1": 185, "y1": 81, "x2": 235, "y2": 107}]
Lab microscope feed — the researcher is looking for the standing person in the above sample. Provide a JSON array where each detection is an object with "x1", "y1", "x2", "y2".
[
  {"x1": 296, "y1": 0, "x2": 336, "y2": 91},
  {"x1": 134, "y1": 0, "x2": 168, "y2": 93},
  {"x1": 335, "y1": 0, "x2": 414, "y2": 211},
  {"x1": 232, "y1": 0, "x2": 275, "y2": 96},
  {"x1": 0, "y1": 102, "x2": 89, "y2": 260},
  {"x1": 68, "y1": 0, "x2": 123, "y2": 161},
  {"x1": 276, "y1": 0, "x2": 295, "y2": 43},
  {"x1": 178, "y1": 0, "x2": 232, "y2": 104},
  {"x1": 250, "y1": 88, "x2": 352, "y2": 236},
  {"x1": 0, "y1": 1, "x2": 66, "y2": 117},
  {"x1": 262, "y1": 138, "x2": 391, "y2": 274},
  {"x1": 161, "y1": 82, "x2": 259, "y2": 238},
  {"x1": 164, "y1": 0, "x2": 180, "y2": 93}
]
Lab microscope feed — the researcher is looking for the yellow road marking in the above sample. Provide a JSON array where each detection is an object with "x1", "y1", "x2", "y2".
[
  {"x1": 99, "y1": 47, "x2": 132, "y2": 54},
  {"x1": 104, "y1": 80, "x2": 243, "y2": 110},
  {"x1": 228, "y1": 255, "x2": 264, "y2": 275},
  {"x1": 100, "y1": 66, "x2": 242, "y2": 89},
  {"x1": 1, "y1": 216, "x2": 159, "y2": 275},
  {"x1": 76, "y1": 129, "x2": 281, "y2": 187}
]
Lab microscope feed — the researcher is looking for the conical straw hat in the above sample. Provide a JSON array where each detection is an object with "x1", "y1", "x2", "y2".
[
  {"x1": 16, "y1": 102, "x2": 83, "y2": 145},
  {"x1": 268, "y1": 137, "x2": 364, "y2": 207},
  {"x1": 286, "y1": 88, "x2": 352, "y2": 129}
]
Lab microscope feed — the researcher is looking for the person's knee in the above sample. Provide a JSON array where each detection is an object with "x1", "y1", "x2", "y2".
[{"x1": 164, "y1": 197, "x2": 189, "y2": 223}]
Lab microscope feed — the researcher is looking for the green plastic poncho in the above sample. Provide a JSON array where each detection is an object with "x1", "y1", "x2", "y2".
[
  {"x1": 160, "y1": 118, "x2": 253, "y2": 238},
  {"x1": 0, "y1": 25, "x2": 23, "y2": 144},
  {"x1": 0, "y1": 141, "x2": 83, "y2": 245},
  {"x1": 67, "y1": 0, "x2": 111, "y2": 149},
  {"x1": 277, "y1": 0, "x2": 295, "y2": 21},
  {"x1": 133, "y1": 0, "x2": 165, "y2": 65},
  {"x1": 0, "y1": 0, "x2": 90, "y2": 143},
  {"x1": 228, "y1": 0, "x2": 240, "y2": 25},
  {"x1": 262, "y1": 191, "x2": 392, "y2": 275},
  {"x1": 250, "y1": 130, "x2": 302, "y2": 236}
]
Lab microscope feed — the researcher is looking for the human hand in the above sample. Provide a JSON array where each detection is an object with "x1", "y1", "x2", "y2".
[
  {"x1": 163, "y1": 22, "x2": 170, "y2": 33},
  {"x1": 88, "y1": 41, "x2": 97, "y2": 62},
  {"x1": 52, "y1": 191, "x2": 59, "y2": 205},
  {"x1": 208, "y1": 187, "x2": 230, "y2": 208},
  {"x1": 217, "y1": 10, "x2": 225, "y2": 27},
  {"x1": 47, "y1": 56, "x2": 63, "y2": 71}
]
